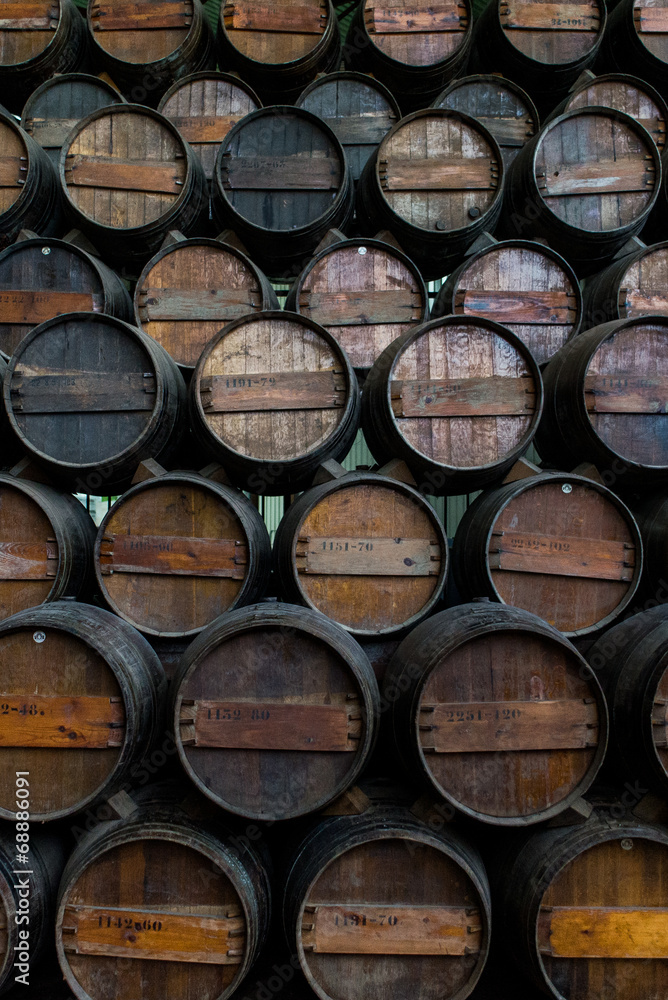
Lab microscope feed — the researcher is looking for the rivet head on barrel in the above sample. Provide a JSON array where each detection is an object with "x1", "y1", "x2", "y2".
[
  {"x1": 33, "y1": 631, "x2": 46, "y2": 644},
  {"x1": 562, "y1": 483, "x2": 573, "y2": 494},
  {"x1": 358, "y1": 246, "x2": 367, "y2": 254},
  {"x1": 468, "y1": 207, "x2": 481, "y2": 219},
  {"x1": 41, "y1": 247, "x2": 50, "y2": 256},
  {"x1": 621, "y1": 838, "x2": 634, "y2": 850},
  {"x1": 435, "y1": 221, "x2": 447, "y2": 230}
]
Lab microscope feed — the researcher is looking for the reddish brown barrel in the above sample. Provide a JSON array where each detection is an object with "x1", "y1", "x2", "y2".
[
  {"x1": 583, "y1": 240, "x2": 668, "y2": 328},
  {"x1": 603, "y1": 0, "x2": 668, "y2": 104},
  {"x1": 453, "y1": 472, "x2": 643, "y2": 637},
  {"x1": 361, "y1": 314, "x2": 543, "y2": 495},
  {"x1": 0, "y1": 112, "x2": 62, "y2": 251},
  {"x1": 384, "y1": 602, "x2": 607, "y2": 825}
]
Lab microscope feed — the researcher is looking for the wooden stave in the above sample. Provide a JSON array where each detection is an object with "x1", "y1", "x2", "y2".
[
  {"x1": 272, "y1": 471, "x2": 449, "y2": 638},
  {"x1": 361, "y1": 313, "x2": 543, "y2": 496},
  {"x1": 0, "y1": 113, "x2": 63, "y2": 253},
  {"x1": 582, "y1": 240, "x2": 668, "y2": 328},
  {"x1": 3, "y1": 312, "x2": 187, "y2": 497},
  {"x1": 0, "y1": 601, "x2": 166, "y2": 822}
]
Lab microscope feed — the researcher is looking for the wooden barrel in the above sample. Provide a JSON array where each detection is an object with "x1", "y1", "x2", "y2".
[
  {"x1": 189, "y1": 311, "x2": 360, "y2": 495},
  {"x1": 633, "y1": 492, "x2": 668, "y2": 604},
  {"x1": 134, "y1": 235, "x2": 278, "y2": 372},
  {"x1": 211, "y1": 107, "x2": 354, "y2": 276},
  {"x1": 361, "y1": 314, "x2": 543, "y2": 496},
  {"x1": 95, "y1": 470, "x2": 271, "y2": 639},
  {"x1": 295, "y1": 72, "x2": 401, "y2": 184},
  {"x1": 0, "y1": 232, "x2": 133, "y2": 358},
  {"x1": 345, "y1": 0, "x2": 473, "y2": 113},
  {"x1": 21, "y1": 72, "x2": 125, "y2": 168},
  {"x1": 0, "y1": 112, "x2": 62, "y2": 251},
  {"x1": 497, "y1": 813, "x2": 668, "y2": 999},
  {"x1": 384, "y1": 602, "x2": 607, "y2": 824},
  {"x1": 216, "y1": 0, "x2": 341, "y2": 105},
  {"x1": 432, "y1": 235, "x2": 582, "y2": 366},
  {"x1": 0, "y1": 472, "x2": 95, "y2": 621},
  {"x1": 431, "y1": 73, "x2": 539, "y2": 167},
  {"x1": 499, "y1": 107, "x2": 662, "y2": 276},
  {"x1": 452, "y1": 472, "x2": 643, "y2": 636},
  {"x1": 55, "y1": 790, "x2": 271, "y2": 1000},
  {"x1": 356, "y1": 109, "x2": 504, "y2": 280},
  {"x1": 86, "y1": 0, "x2": 215, "y2": 107},
  {"x1": 284, "y1": 236, "x2": 428, "y2": 372},
  {"x1": 3, "y1": 313, "x2": 187, "y2": 496},
  {"x1": 0, "y1": 0, "x2": 88, "y2": 115},
  {"x1": 171, "y1": 601, "x2": 380, "y2": 820},
  {"x1": 158, "y1": 71, "x2": 261, "y2": 183},
  {"x1": 273, "y1": 471, "x2": 448, "y2": 638},
  {"x1": 603, "y1": 0, "x2": 668, "y2": 104},
  {"x1": 283, "y1": 803, "x2": 491, "y2": 1000},
  {"x1": 471, "y1": 0, "x2": 606, "y2": 116},
  {"x1": 583, "y1": 239, "x2": 668, "y2": 328},
  {"x1": 536, "y1": 315, "x2": 668, "y2": 487},
  {"x1": 59, "y1": 104, "x2": 209, "y2": 273},
  {"x1": 0, "y1": 601, "x2": 166, "y2": 822}
]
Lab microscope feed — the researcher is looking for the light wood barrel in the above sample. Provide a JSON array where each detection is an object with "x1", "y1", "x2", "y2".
[{"x1": 583, "y1": 240, "x2": 668, "y2": 328}]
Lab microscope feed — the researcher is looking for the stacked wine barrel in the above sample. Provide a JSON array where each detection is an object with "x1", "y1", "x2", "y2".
[{"x1": 1, "y1": 1, "x2": 668, "y2": 999}]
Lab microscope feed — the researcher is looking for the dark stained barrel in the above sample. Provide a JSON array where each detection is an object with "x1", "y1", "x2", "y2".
[
  {"x1": 0, "y1": 601, "x2": 166, "y2": 822},
  {"x1": 284, "y1": 236, "x2": 428, "y2": 372},
  {"x1": 361, "y1": 314, "x2": 543, "y2": 496},
  {"x1": 59, "y1": 104, "x2": 209, "y2": 273},
  {"x1": 86, "y1": 0, "x2": 215, "y2": 107},
  {"x1": 0, "y1": 472, "x2": 95, "y2": 621},
  {"x1": 273, "y1": 471, "x2": 448, "y2": 638},
  {"x1": 172, "y1": 601, "x2": 380, "y2": 820},
  {"x1": 216, "y1": 0, "x2": 341, "y2": 105},
  {"x1": 134, "y1": 235, "x2": 278, "y2": 372},
  {"x1": 0, "y1": 352, "x2": 15, "y2": 468},
  {"x1": 453, "y1": 472, "x2": 643, "y2": 637},
  {"x1": 295, "y1": 71, "x2": 401, "y2": 184},
  {"x1": 499, "y1": 107, "x2": 661, "y2": 276},
  {"x1": 95, "y1": 471, "x2": 271, "y2": 639},
  {"x1": 0, "y1": 232, "x2": 133, "y2": 358},
  {"x1": 384, "y1": 602, "x2": 607, "y2": 824},
  {"x1": 536, "y1": 315, "x2": 668, "y2": 487},
  {"x1": 583, "y1": 240, "x2": 668, "y2": 328},
  {"x1": 189, "y1": 311, "x2": 360, "y2": 495},
  {"x1": 345, "y1": 0, "x2": 473, "y2": 113},
  {"x1": 0, "y1": 112, "x2": 62, "y2": 251},
  {"x1": 0, "y1": 0, "x2": 88, "y2": 115},
  {"x1": 158, "y1": 71, "x2": 261, "y2": 182},
  {"x1": 497, "y1": 813, "x2": 668, "y2": 999},
  {"x1": 356, "y1": 109, "x2": 504, "y2": 280},
  {"x1": 602, "y1": 0, "x2": 668, "y2": 105},
  {"x1": 283, "y1": 802, "x2": 491, "y2": 1000},
  {"x1": 432, "y1": 235, "x2": 582, "y2": 366},
  {"x1": 212, "y1": 107, "x2": 354, "y2": 276},
  {"x1": 55, "y1": 788, "x2": 270, "y2": 1000},
  {"x1": 432, "y1": 73, "x2": 539, "y2": 167},
  {"x1": 3, "y1": 313, "x2": 187, "y2": 496},
  {"x1": 21, "y1": 72, "x2": 125, "y2": 168},
  {"x1": 633, "y1": 492, "x2": 668, "y2": 603}
]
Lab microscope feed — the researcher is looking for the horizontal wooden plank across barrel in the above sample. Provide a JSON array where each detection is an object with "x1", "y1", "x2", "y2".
[
  {"x1": 273, "y1": 471, "x2": 448, "y2": 637},
  {"x1": 356, "y1": 110, "x2": 504, "y2": 280},
  {"x1": 283, "y1": 804, "x2": 491, "y2": 1000},
  {"x1": 583, "y1": 240, "x2": 668, "y2": 328},
  {"x1": 55, "y1": 795, "x2": 270, "y2": 1000},
  {"x1": 3, "y1": 313, "x2": 186, "y2": 496},
  {"x1": 212, "y1": 107, "x2": 354, "y2": 276},
  {"x1": 21, "y1": 73, "x2": 126, "y2": 168},
  {"x1": 431, "y1": 73, "x2": 539, "y2": 167},
  {"x1": 499, "y1": 107, "x2": 661, "y2": 276},
  {"x1": 345, "y1": 0, "x2": 473, "y2": 112},
  {"x1": 86, "y1": 0, "x2": 215, "y2": 106},
  {"x1": 0, "y1": 232, "x2": 133, "y2": 358},
  {"x1": 536, "y1": 315, "x2": 668, "y2": 486},
  {"x1": 603, "y1": 0, "x2": 668, "y2": 106},
  {"x1": 284, "y1": 236, "x2": 428, "y2": 371},
  {"x1": 0, "y1": 0, "x2": 88, "y2": 114},
  {"x1": 384, "y1": 603, "x2": 606, "y2": 825},
  {"x1": 95, "y1": 470, "x2": 271, "y2": 638},
  {"x1": 453, "y1": 473, "x2": 643, "y2": 636},
  {"x1": 0, "y1": 472, "x2": 95, "y2": 621},
  {"x1": 0, "y1": 601, "x2": 165, "y2": 822},
  {"x1": 497, "y1": 814, "x2": 668, "y2": 999},
  {"x1": 432, "y1": 235, "x2": 582, "y2": 365},
  {"x1": 134, "y1": 236, "x2": 278, "y2": 371},
  {"x1": 0, "y1": 112, "x2": 62, "y2": 251},
  {"x1": 189, "y1": 311, "x2": 360, "y2": 494},
  {"x1": 361, "y1": 314, "x2": 543, "y2": 495},
  {"x1": 172, "y1": 602, "x2": 379, "y2": 820},
  {"x1": 158, "y1": 71, "x2": 261, "y2": 182},
  {"x1": 59, "y1": 104, "x2": 209, "y2": 272}
]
